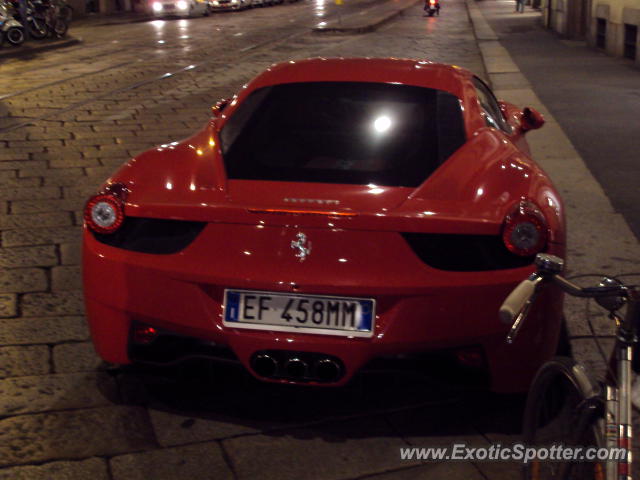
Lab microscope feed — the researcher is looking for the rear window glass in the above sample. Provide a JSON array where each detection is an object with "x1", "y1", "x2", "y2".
[{"x1": 220, "y1": 82, "x2": 466, "y2": 187}]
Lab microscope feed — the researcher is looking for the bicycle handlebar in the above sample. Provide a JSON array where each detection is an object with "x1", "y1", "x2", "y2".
[
  {"x1": 500, "y1": 253, "x2": 632, "y2": 344},
  {"x1": 499, "y1": 275, "x2": 539, "y2": 325}
]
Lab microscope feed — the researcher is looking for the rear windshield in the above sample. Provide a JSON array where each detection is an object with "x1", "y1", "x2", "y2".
[{"x1": 220, "y1": 82, "x2": 466, "y2": 187}]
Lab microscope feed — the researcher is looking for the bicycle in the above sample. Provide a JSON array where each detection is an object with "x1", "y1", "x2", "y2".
[{"x1": 500, "y1": 253, "x2": 639, "y2": 480}]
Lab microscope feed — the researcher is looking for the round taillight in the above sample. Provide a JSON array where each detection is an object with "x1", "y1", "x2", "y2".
[
  {"x1": 84, "y1": 194, "x2": 124, "y2": 234},
  {"x1": 502, "y1": 201, "x2": 548, "y2": 257}
]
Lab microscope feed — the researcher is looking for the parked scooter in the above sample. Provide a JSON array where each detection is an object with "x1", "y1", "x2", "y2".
[
  {"x1": 0, "y1": 0, "x2": 25, "y2": 46},
  {"x1": 9, "y1": 0, "x2": 69, "y2": 40},
  {"x1": 424, "y1": 0, "x2": 439, "y2": 16}
]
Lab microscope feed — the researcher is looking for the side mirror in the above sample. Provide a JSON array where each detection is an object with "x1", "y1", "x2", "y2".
[
  {"x1": 520, "y1": 107, "x2": 545, "y2": 132},
  {"x1": 211, "y1": 98, "x2": 230, "y2": 118}
]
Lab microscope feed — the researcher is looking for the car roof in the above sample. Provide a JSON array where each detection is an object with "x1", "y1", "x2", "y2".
[{"x1": 241, "y1": 58, "x2": 474, "y2": 99}]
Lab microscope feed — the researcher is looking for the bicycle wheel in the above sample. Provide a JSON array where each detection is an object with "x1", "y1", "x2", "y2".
[{"x1": 522, "y1": 356, "x2": 604, "y2": 480}]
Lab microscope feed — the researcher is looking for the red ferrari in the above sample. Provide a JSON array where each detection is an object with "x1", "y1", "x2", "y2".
[{"x1": 83, "y1": 58, "x2": 565, "y2": 393}]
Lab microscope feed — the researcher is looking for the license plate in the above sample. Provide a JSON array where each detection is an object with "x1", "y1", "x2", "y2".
[{"x1": 223, "y1": 290, "x2": 375, "y2": 337}]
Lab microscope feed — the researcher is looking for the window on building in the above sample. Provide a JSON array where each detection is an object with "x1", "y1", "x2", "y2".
[
  {"x1": 596, "y1": 18, "x2": 607, "y2": 49},
  {"x1": 624, "y1": 24, "x2": 638, "y2": 60}
]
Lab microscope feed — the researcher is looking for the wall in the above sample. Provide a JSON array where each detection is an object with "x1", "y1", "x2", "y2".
[
  {"x1": 589, "y1": 0, "x2": 640, "y2": 62},
  {"x1": 544, "y1": 0, "x2": 640, "y2": 63}
]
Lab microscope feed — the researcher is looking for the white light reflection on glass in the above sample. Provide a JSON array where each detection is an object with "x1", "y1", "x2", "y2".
[
  {"x1": 373, "y1": 115, "x2": 392, "y2": 133},
  {"x1": 166, "y1": 181, "x2": 173, "y2": 190}
]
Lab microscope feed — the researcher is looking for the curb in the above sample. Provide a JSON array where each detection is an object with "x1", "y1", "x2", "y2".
[
  {"x1": 313, "y1": 0, "x2": 419, "y2": 34},
  {"x1": 0, "y1": 36, "x2": 81, "y2": 60}
]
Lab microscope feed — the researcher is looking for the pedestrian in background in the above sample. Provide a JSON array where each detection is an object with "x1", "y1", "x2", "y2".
[{"x1": 515, "y1": 0, "x2": 525, "y2": 12}]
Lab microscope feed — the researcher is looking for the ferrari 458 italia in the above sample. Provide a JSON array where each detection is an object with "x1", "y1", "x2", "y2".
[{"x1": 83, "y1": 58, "x2": 565, "y2": 392}]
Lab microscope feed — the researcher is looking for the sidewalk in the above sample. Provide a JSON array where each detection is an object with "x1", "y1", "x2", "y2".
[
  {"x1": 474, "y1": 0, "x2": 640, "y2": 241},
  {"x1": 467, "y1": 0, "x2": 640, "y2": 388}
]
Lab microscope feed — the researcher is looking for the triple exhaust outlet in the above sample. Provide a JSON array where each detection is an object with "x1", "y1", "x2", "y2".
[{"x1": 251, "y1": 351, "x2": 343, "y2": 383}]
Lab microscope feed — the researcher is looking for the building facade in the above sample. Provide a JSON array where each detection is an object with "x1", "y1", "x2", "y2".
[
  {"x1": 543, "y1": 0, "x2": 640, "y2": 63},
  {"x1": 67, "y1": 0, "x2": 147, "y2": 16}
]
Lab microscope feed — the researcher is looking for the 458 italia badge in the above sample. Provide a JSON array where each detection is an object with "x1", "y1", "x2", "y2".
[{"x1": 291, "y1": 232, "x2": 312, "y2": 262}]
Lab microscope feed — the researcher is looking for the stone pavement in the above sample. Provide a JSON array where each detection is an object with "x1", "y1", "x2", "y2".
[
  {"x1": 0, "y1": 37, "x2": 81, "y2": 61},
  {"x1": 0, "y1": 0, "x2": 638, "y2": 478},
  {"x1": 312, "y1": 0, "x2": 419, "y2": 33},
  {"x1": 0, "y1": 0, "x2": 417, "y2": 60}
]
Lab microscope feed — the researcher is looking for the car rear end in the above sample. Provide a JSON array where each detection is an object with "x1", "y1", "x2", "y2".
[{"x1": 83, "y1": 65, "x2": 565, "y2": 393}]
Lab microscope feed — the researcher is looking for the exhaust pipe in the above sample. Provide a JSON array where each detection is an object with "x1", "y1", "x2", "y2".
[
  {"x1": 284, "y1": 357, "x2": 308, "y2": 379},
  {"x1": 315, "y1": 358, "x2": 341, "y2": 382},
  {"x1": 252, "y1": 354, "x2": 278, "y2": 377}
]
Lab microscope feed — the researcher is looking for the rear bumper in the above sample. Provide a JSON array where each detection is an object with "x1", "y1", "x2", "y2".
[{"x1": 83, "y1": 227, "x2": 565, "y2": 393}]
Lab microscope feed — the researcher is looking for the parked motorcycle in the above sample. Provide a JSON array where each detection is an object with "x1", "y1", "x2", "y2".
[
  {"x1": 9, "y1": 0, "x2": 47, "y2": 38},
  {"x1": 0, "y1": 0, "x2": 25, "y2": 46},
  {"x1": 10, "y1": 0, "x2": 69, "y2": 39},
  {"x1": 424, "y1": 0, "x2": 439, "y2": 16}
]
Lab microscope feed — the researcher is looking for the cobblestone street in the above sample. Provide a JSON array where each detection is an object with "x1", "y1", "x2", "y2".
[{"x1": 0, "y1": 0, "x2": 638, "y2": 477}]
